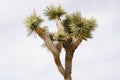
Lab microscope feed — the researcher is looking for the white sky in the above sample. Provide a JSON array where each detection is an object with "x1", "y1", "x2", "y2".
[{"x1": 0, "y1": 0, "x2": 120, "y2": 80}]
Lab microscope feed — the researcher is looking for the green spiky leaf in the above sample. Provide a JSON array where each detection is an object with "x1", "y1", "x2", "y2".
[
  {"x1": 44, "y1": 5, "x2": 66, "y2": 20},
  {"x1": 63, "y1": 12, "x2": 97, "y2": 40},
  {"x1": 25, "y1": 12, "x2": 44, "y2": 35}
]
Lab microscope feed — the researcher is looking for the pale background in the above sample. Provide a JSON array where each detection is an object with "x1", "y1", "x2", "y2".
[{"x1": 0, "y1": 0, "x2": 120, "y2": 80}]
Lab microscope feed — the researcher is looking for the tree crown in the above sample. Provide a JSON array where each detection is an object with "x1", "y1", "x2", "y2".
[{"x1": 25, "y1": 5, "x2": 97, "y2": 41}]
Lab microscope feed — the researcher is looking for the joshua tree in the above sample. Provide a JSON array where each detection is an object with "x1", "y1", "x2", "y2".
[{"x1": 24, "y1": 5, "x2": 97, "y2": 80}]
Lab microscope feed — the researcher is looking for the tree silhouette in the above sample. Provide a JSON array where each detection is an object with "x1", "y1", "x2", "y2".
[{"x1": 24, "y1": 5, "x2": 97, "y2": 80}]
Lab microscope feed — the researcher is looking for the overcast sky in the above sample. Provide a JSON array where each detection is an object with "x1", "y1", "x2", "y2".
[{"x1": 0, "y1": 0, "x2": 120, "y2": 80}]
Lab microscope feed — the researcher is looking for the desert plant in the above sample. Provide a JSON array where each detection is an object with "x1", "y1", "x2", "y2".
[{"x1": 24, "y1": 5, "x2": 97, "y2": 80}]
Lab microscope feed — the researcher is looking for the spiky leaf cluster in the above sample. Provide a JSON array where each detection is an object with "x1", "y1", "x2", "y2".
[
  {"x1": 25, "y1": 13, "x2": 43, "y2": 35},
  {"x1": 44, "y1": 5, "x2": 66, "y2": 20},
  {"x1": 63, "y1": 12, "x2": 97, "y2": 40},
  {"x1": 55, "y1": 33, "x2": 66, "y2": 41},
  {"x1": 49, "y1": 32, "x2": 66, "y2": 41}
]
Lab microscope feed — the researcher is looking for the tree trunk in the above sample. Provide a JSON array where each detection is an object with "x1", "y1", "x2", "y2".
[
  {"x1": 64, "y1": 76, "x2": 72, "y2": 80},
  {"x1": 64, "y1": 48, "x2": 74, "y2": 80}
]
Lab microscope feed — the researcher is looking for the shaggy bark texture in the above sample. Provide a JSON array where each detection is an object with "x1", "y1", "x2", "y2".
[{"x1": 34, "y1": 26, "x2": 82, "y2": 80}]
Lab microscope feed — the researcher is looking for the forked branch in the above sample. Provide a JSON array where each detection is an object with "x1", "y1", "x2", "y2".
[{"x1": 35, "y1": 27, "x2": 65, "y2": 76}]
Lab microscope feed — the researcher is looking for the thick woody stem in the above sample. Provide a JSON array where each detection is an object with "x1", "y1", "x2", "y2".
[
  {"x1": 35, "y1": 27, "x2": 58, "y2": 55},
  {"x1": 71, "y1": 35, "x2": 82, "y2": 50},
  {"x1": 53, "y1": 53, "x2": 65, "y2": 76},
  {"x1": 35, "y1": 27, "x2": 65, "y2": 76},
  {"x1": 64, "y1": 48, "x2": 74, "y2": 80},
  {"x1": 55, "y1": 16, "x2": 65, "y2": 34}
]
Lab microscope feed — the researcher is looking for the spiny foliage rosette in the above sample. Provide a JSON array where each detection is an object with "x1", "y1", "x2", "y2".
[
  {"x1": 25, "y1": 13, "x2": 43, "y2": 35},
  {"x1": 44, "y1": 5, "x2": 66, "y2": 20},
  {"x1": 63, "y1": 12, "x2": 96, "y2": 40}
]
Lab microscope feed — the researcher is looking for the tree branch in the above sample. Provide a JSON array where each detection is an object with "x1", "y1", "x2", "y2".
[
  {"x1": 35, "y1": 27, "x2": 65, "y2": 76},
  {"x1": 53, "y1": 53, "x2": 65, "y2": 76},
  {"x1": 35, "y1": 27, "x2": 58, "y2": 55},
  {"x1": 55, "y1": 16, "x2": 65, "y2": 34},
  {"x1": 71, "y1": 35, "x2": 82, "y2": 50},
  {"x1": 55, "y1": 41, "x2": 63, "y2": 53}
]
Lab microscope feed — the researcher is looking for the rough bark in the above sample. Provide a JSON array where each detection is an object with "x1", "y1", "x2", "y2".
[
  {"x1": 35, "y1": 26, "x2": 83, "y2": 80},
  {"x1": 71, "y1": 35, "x2": 82, "y2": 50},
  {"x1": 35, "y1": 27, "x2": 65, "y2": 76},
  {"x1": 55, "y1": 16, "x2": 65, "y2": 34},
  {"x1": 53, "y1": 53, "x2": 65, "y2": 76},
  {"x1": 35, "y1": 27, "x2": 58, "y2": 55},
  {"x1": 34, "y1": 16, "x2": 83, "y2": 80},
  {"x1": 64, "y1": 47, "x2": 74, "y2": 80}
]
